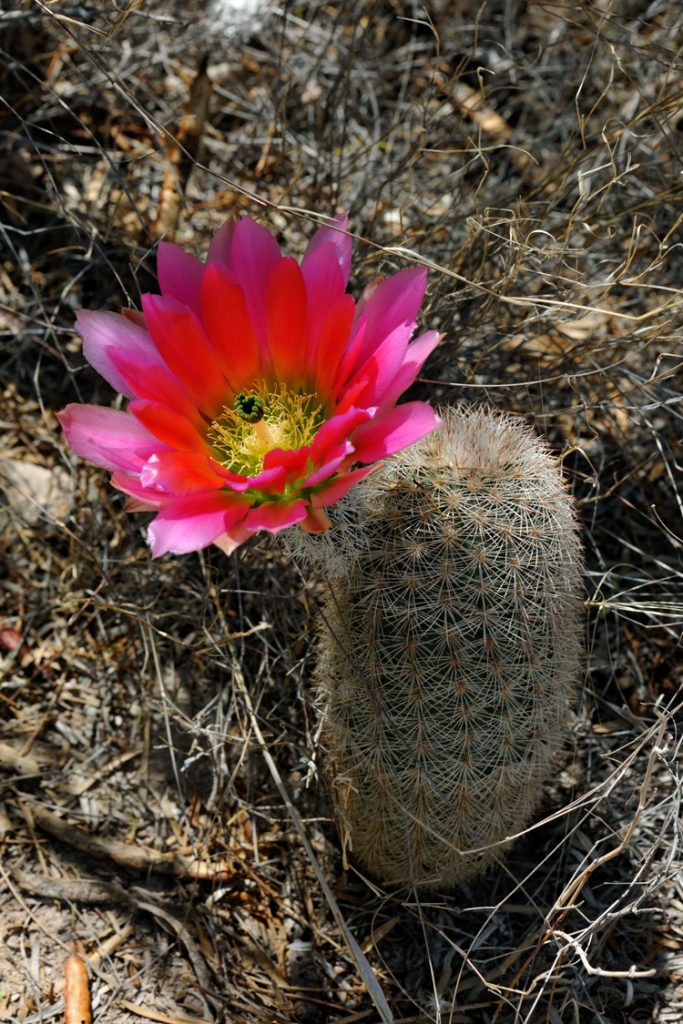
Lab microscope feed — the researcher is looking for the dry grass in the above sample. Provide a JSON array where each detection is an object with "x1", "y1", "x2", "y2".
[{"x1": 1, "y1": 1, "x2": 681, "y2": 1022}]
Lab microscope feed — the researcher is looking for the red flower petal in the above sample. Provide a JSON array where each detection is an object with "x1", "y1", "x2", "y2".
[
  {"x1": 225, "y1": 218, "x2": 281, "y2": 346},
  {"x1": 303, "y1": 448, "x2": 351, "y2": 488},
  {"x1": 302, "y1": 234, "x2": 348, "y2": 357},
  {"x1": 213, "y1": 519, "x2": 254, "y2": 556},
  {"x1": 299, "y1": 506, "x2": 332, "y2": 533},
  {"x1": 314, "y1": 293, "x2": 356, "y2": 399},
  {"x1": 140, "y1": 451, "x2": 227, "y2": 495},
  {"x1": 129, "y1": 400, "x2": 210, "y2": 453},
  {"x1": 109, "y1": 348, "x2": 202, "y2": 426},
  {"x1": 142, "y1": 295, "x2": 231, "y2": 416},
  {"x1": 267, "y1": 257, "x2": 308, "y2": 382},
  {"x1": 312, "y1": 465, "x2": 376, "y2": 507},
  {"x1": 244, "y1": 499, "x2": 308, "y2": 533},
  {"x1": 310, "y1": 406, "x2": 371, "y2": 462},
  {"x1": 200, "y1": 264, "x2": 262, "y2": 388},
  {"x1": 262, "y1": 445, "x2": 311, "y2": 481}
]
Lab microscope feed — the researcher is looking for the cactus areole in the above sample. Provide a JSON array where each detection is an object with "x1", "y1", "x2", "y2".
[{"x1": 308, "y1": 407, "x2": 583, "y2": 890}]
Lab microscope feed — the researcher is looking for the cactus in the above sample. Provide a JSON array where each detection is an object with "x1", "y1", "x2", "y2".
[{"x1": 306, "y1": 406, "x2": 583, "y2": 890}]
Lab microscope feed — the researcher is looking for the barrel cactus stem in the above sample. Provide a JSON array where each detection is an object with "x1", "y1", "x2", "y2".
[{"x1": 308, "y1": 406, "x2": 584, "y2": 890}]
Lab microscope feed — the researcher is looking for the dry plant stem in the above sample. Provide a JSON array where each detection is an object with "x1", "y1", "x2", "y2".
[
  {"x1": 3, "y1": 866, "x2": 134, "y2": 1010},
  {"x1": 488, "y1": 704, "x2": 674, "y2": 1022},
  {"x1": 0, "y1": 863, "x2": 72, "y2": 956},
  {"x1": 552, "y1": 931, "x2": 656, "y2": 979},
  {"x1": 116, "y1": 1000, "x2": 213, "y2": 1024},
  {"x1": 13, "y1": 869, "x2": 218, "y2": 1004},
  {"x1": 152, "y1": 54, "x2": 213, "y2": 241},
  {"x1": 18, "y1": 799, "x2": 234, "y2": 881},
  {"x1": 555, "y1": 708, "x2": 665, "y2": 910},
  {"x1": 0, "y1": 740, "x2": 41, "y2": 777},
  {"x1": 228, "y1": 650, "x2": 395, "y2": 1024},
  {"x1": 59, "y1": 925, "x2": 135, "y2": 986}
]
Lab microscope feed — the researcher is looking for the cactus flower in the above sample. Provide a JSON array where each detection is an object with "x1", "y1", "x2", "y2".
[{"x1": 59, "y1": 214, "x2": 441, "y2": 556}]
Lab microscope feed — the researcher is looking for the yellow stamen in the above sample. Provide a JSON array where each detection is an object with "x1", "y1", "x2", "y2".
[{"x1": 207, "y1": 380, "x2": 326, "y2": 478}]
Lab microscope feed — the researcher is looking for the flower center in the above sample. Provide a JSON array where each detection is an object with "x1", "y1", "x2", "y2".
[
  {"x1": 207, "y1": 381, "x2": 327, "y2": 477},
  {"x1": 234, "y1": 392, "x2": 265, "y2": 423}
]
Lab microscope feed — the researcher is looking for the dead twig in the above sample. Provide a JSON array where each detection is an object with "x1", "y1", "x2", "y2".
[
  {"x1": 18, "y1": 799, "x2": 236, "y2": 882},
  {"x1": 152, "y1": 55, "x2": 213, "y2": 241}
]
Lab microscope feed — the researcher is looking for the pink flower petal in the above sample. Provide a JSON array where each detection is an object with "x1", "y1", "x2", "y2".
[
  {"x1": 208, "y1": 219, "x2": 236, "y2": 265},
  {"x1": 76, "y1": 310, "x2": 155, "y2": 399},
  {"x1": 157, "y1": 242, "x2": 204, "y2": 314},
  {"x1": 303, "y1": 448, "x2": 351, "y2": 487},
  {"x1": 312, "y1": 465, "x2": 377, "y2": 507},
  {"x1": 111, "y1": 470, "x2": 169, "y2": 508},
  {"x1": 58, "y1": 405, "x2": 163, "y2": 473},
  {"x1": 121, "y1": 308, "x2": 147, "y2": 329},
  {"x1": 234, "y1": 465, "x2": 288, "y2": 493},
  {"x1": 213, "y1": 519, "x2": 254, "y2": 555},
  {"x1": 267, "y1": 257, "x2": 308, "y2": 382},
  {"x1": 303, "y1": 212, "x2": 351, "y2": 283},
  {"x1": 244, "y1": 499, "x2": 308, "y2": 533},
  {"x1": 299, "y1": 506, "x2": 332, "y2": 533},
  {"x1": 355, "y1": 267, "x2": 427, "y2": 364},
  {"x1": 140, "y1": 451, "x2": 227, "y2": 495},
  {"x1": 332, "y1": 313, "x2": 367, "y2": 397},
  {"x1": 148, "y1": 493, "x2": 248, "y2": 556},
  {"x1": 142, "y1": 294, "x2": 231, "y2": 415},
  {"x1": 351, "y1": 401, "x2": 441, "y2": 463},
  {"x1": 310, "y1": 406, "x2": 371, "y2": 461},
  {"x1": 377, "y1": 330, "x2": 443, "y2": 408},
  {"x1": 200, "y1": 264, "x2": 262, "y2": 389},
  {"x1": 124, "y1": 496, "x2": 159, "y2": 513},
  {"x1": 340, "y1": 323, "x2": 412, "y2": 408},
  {"x1": 224, "y1": 218, "x2": 281, "y2": 348}
]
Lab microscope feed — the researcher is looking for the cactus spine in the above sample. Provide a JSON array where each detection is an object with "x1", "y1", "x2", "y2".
[{"x1": 310, "y1": 407, "x2": 583, "y2": 889}]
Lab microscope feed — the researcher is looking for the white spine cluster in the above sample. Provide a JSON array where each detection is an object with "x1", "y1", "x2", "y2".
[{"x1": 307, "y1": 407, "x2": 584, "y2": 889}]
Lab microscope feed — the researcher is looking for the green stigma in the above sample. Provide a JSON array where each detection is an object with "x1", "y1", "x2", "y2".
[
  {"x1": 234, "y1": 392, "x2": 265, "y2": 423},
  {"x1": 207, "y1": 380, "x2": 327, "y2": 478}
]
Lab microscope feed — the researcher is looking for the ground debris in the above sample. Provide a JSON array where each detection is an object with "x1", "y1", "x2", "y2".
[{"x1": 1, "y1": 2, "x2": 681, "y2": 1022}]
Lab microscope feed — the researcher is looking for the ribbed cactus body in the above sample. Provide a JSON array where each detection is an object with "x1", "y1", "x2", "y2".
[{"x1": 312, "y1": 407, "x2": 583, "y2": 889}]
